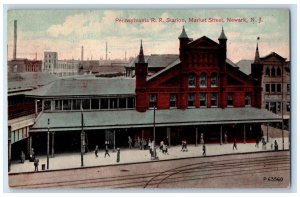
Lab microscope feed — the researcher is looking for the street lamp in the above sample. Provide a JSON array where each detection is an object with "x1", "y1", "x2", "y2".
[
  {"x1": 47, "y1": 118, "x2": 50, "y2": 169},
  {"x1": 80, "y1": 109, "x2": 85, "y2": 167}
]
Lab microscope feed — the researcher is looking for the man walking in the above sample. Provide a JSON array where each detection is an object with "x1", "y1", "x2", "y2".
[
  {"x1": 94, "y1": 145, "x2": 99, "y2": 158},
  {"x1": 202, "y1": 144, "x2": 206, "y2": 156},
  {"x1": 34, "y1": 158, "x2": 39, "y2": 172},
  {"x1": 128, "y1": 136, "x2": 132, "y2": 149},
  {"x1": 233, "y1": 139, "x2": 238, "y2": 150},
  {"x1": 116, "y1": 148, "x2": 120, "y2": 163},
  {"x1": 104, "y1": 145, "x2": 110, "y2": 157}
]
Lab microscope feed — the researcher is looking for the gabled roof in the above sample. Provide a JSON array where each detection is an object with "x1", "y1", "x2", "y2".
[
  {"x1": 236, "y1": 59, "x2": 253, "y2": 75},
  {"x1": 126, "y1": 54, "x2": 179, "y2": 68},
  {"x1": 147, "y1": 58, "x2": 181, "y2": 81},
  {"x1": 25, "y1": 77, "x2": 135, "y2": 97},
  {"x1": 187, "y1": 36, "x2": 220, "y2": 49},
  {"x1": 260, "y1": 52, "x2": 287, "y2": 61},
  {"x1": 8, "y1": 72, "x2": 58, "y2": 93}
]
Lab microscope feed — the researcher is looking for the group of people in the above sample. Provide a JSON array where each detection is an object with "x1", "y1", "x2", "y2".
[{"x1": 255, "y1": 137, "x2": 279, "y2": 151}]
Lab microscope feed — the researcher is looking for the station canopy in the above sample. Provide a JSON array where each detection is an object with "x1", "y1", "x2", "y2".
[{"x1": 31, "y1": 107, "x2": 282, "y2": 132}]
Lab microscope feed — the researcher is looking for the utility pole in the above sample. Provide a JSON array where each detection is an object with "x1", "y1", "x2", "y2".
[{"x1": 81, "y1": 109, "x2": 85, "y2": 167}]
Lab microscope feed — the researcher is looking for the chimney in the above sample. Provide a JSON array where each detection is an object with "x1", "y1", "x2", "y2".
[{"x1": 13, "y1": 20, "x2": 17, "y2": 60}]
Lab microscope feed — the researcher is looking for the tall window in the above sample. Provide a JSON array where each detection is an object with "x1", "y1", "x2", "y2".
[
  {"x1": 100, "y1": 98, "x2": 109, "y2": 109},
  {"x1": 227, "y1": 93, "x2": 233, "y2": 106},
  {"x1": 265, "y1": 84, "x2": 270, "y2": 92},
  {"x1": 188, "y1": 73, "x2": 196, "y2": 87},
  {"x1": 266, "y1": 67, "x2": 270, "y2": 76},
  {"x1": 211, "y1": 93, "x2": 218, "y2": 107},
  {"x1": 119, "y1": 98, "x2": 126, "y2": 109},
  {"x1": 200, "y1": 93, "x2": 207, "y2": 107},
  {"x1": 277, "y1": 102, "x2": 281, "y2": 113},
  {"x1": 277, "y1": 84, "x2": 281, "y2": 93},
  {"x1": 271, "y1": 84, "x2": 276, "y2": 93},
  {"x1": 277, "y1": 67, "x2": 281, "y2": 76},
  {"x1": 82, "y1": 99, "x2": 90, "y2": 110},
  {"x1": 127, "y1": 97, "x2": 135, "y2": 108},
  {"x1": 245, "y1": 93, "x2": 251, "y2": 106},
  {"x1": 149, "y1": 94, "x2": 157, "y2": 108},
  {"x1": 110, "y1": 98, "x2": 118, "y2": 109},
  {"x1": 170, "y1": 94, "x2": 177, "y2": 108},
  {"x1": 91, "y1": 99, "x2": 100, "y2": 109},
  {"x1": 63, "y1": 100, "x2": 71, "y2": 110},
  {"x1": 72, "y1": 99, "x2": 81, "y2": 110},
  {"x1": 211, "y1": 73, "x2": 218, "y2": 87},
  {"x1": 188, "y1": 93, "x2": 195, "y2": 107},
  {"x1": 265, "y1": 102, "x2": 269, "y2": 110},
  {"x1": 271, "y1": 67, "x2": 276, "y2": 77},
  {"x1": 55, "y1": 100, "x2": 62, "y2": 110},
  {"x1": 44, "y1": 100, "x2": 51, "y2": 111},
  {"x1": 200, "y1": 73, "x2": 207, "y2": 87}
]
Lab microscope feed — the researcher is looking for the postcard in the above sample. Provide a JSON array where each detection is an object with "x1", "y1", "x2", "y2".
[{"x1": 7, "y1": 8, "x2": 291, "y2": 189}]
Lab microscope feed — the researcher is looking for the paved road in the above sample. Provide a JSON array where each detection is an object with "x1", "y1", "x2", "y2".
[{"x1": 9, "y1": 151, "x2": 290, "y2": 189}]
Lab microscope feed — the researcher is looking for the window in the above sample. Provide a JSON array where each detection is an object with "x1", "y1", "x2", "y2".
[
  {"x1": 82, "y1": 99, "x2": 90, "y2": 110},
  {"x1": 277, "y1": 67, "x2": 281, "y2": 76},
  {"x1": 170, "y1": 94, "x2": 177, "y2": 108},
  {"x1": 287, "y1": 84, "x2": 290, "y2": 92},
  {"x1": 188, "y1": 73, "x2": 196, "y2": 87},
  {"x1": 200, "y1": 93, "x2": 207, "y2": 107},
  {"x1": 211, "y1": 73, "x2": 218, "y2": 86},
  {"x1": 72, "y1": 99, "x2": 81, "y2": 110},
  {"x1": 13, "y1": 65, "x2": 18, "y2": 73},
  {"x1": 266, "y1": 67, "x2": 270, "y2": 76},
  {"x1": 277, "y1": 84, "x2": 281, "y2": 93},
  {"x1": 127, "y1": 97, "x2": 135, "y2": 108},
  {"x1": 265, "y1": 102, "x2": 269, "y2": 110},
  {"x1": 265, "y1": 84, "x2": 270, "y2": 92},
  {"x1": 271, "y1": 84, "x2": 276, "y2": 93},
  {"x1": 188, "y1": 93, "x2": 195, "y2": 107},
  {"x1": 149, "y1": 94, "x2": 157, "y2": 108},
  {"x1": 200, "y1": 73, "x2": 207, "y2": 87},
  {"x1": 245, "y1": 93, "x2": 251, "y2": 106},
  {"x1": 287, "y1": 102, "x2": 290, "y2": 112},
  {"x1": 110, "y1": 98, "x2": 118, "y2": 109},
  {"x1": 63, "y1": 100, "x2": 71, "y2": 110},
  {"x1": 270, "y1": 102, "x2": 276, "y2": 113},
  {"x1": 271, "y1": 67, "x2": 276, "y2": 77},
  {"x1": 211, "y1": 93, "x2": 218, "y2": 107},
  {"x1": 100, "y1": 98, "x2": 109, "y2": 109},
  {"x1": 55, "y1": 100, "x2": 62, "y2": 110},
  {"x1": 91, "y1": 99, "x2": 100, "y2": 109},
  {"x1": 119, "y1": 98, "x2": 126, "y2": 109},
  {"x1": 277, "y1": 102, "x2": 281, "y2": 113},
  {"x1": 227, "y1": 93, "x2": 233, "y2": 106}
]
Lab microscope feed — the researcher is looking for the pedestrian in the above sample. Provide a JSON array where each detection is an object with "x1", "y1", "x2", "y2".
[
  {"x1": 160, "y1": 140, "x2": 164, "y2": 151},
  {"x1": 224, "y1": 131, "x2": 228, "y2": 144},
  {"x1": 271, "y1": 143, "x2": 273, "y2": 150},
  {"x1": 255, "y1": 137, "x2": 259, "y2": 148},
  {"x1": 128, "y1": 136, "x2": 132, "y2": 149},
  {"x1": 262, "y1": 138, "x2": 267, "y2": 150},
  {"x1": 20, "y1": 151, "x2": 25, "y2": 163},
  {"x1": 202, "y1": 144, "x2": 206, "y2": 156},
  {"x1": 34, "y1": 158, "x2": 39, "y2": 172},
  {"x1": 162, "y1": 144, "x2": 169, "y2": 155},
  {"x1": 30, "y1": 148, "x2": 35, "y2": 162},
  {"x1": 274, "y1": 140, "x2": 278, "y2": 151},
  {"x1": 104, "y1": 145, "x2": 110, "y2": 157},
  {"x1": 233, "y1": 139, "x2": 238, "y2": 150},
  {"x1": 94, "y1": 145, "x2": 99, "y2": 158},
  {"x1": 200, "y1": 133, "x2": 204, "y2": 144},
  {"x1": 116, "y1": 148, "x2": 120, "y2": 163}
]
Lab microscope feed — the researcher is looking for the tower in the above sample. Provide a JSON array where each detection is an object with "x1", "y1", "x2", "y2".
[
  {"x1": 218, "y1": 26, "x2": 227, "y2": 62},
  {"x1": 178, "y1": 26, "x2": 190, "y2": 61},
  {"x1": 251, "y1": 37, "x2": 263, "y2": 108},
  {"x1": 135, "y1": 40, "x2": 148, "y2": 112},
  {"x1": 218, "y1": 27, "x2": 228, "y2": 108}
]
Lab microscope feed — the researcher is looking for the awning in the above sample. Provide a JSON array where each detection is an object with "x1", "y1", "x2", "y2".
[{"x1": 30, "y1": 107, "x2": 282, "y2": 132}]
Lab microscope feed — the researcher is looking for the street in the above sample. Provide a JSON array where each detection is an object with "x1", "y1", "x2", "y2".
[{"x1": 9, "y1": 151, "x2": 290, "y2": 189}]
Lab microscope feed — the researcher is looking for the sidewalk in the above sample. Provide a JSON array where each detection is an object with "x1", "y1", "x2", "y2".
[{"x1": 9, "y1": 137, "x2": 289, "y2": 174}]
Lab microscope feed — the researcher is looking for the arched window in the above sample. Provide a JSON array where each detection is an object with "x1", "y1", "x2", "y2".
[
  {"x1": 211, "y1": 72, "x2": 218, "y2": 86},
  {"x1": 200, "y1": 72, "x2": 207, "y2": 87},
  {"x1": 188, "y1": 73, "x2": 196, "y2": 87},
  {"x1": 277, "y1": 67, "x2": 281, "y2": 77},
  {"x1": 266, "y1": 67, "x2": 270, "y2": 76},
  {"x1": 271, "y1": 67, "x2": 276, "y2": 77}
]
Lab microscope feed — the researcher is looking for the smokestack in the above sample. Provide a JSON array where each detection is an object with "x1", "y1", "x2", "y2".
[
  {"x1": 81, "y1": 46, "x2": 84, "y2": 61},
  {"x1": 13, "y1": 20, "x2": 17, "y2": 60},
  {"x1": 106, "y1": 42, "x2": 107, "y2": 61}
]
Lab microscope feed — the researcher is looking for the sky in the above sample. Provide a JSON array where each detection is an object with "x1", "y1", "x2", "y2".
[{"x1": 6, "y1": 9, "x2": 290, "y2": 63}]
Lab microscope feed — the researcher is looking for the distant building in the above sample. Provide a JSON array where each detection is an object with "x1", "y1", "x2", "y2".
[
  {"x1": 8, "y1": 59, "x2": 42, "y2": 73},
  {"x1": 43, "y1": 52, "x2": 79, "y2": 77},
  {"x1": 125, "y1": 54, "x2": 178, "y2": 77}
]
